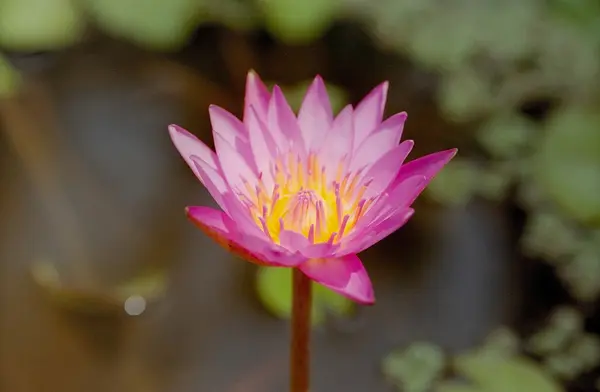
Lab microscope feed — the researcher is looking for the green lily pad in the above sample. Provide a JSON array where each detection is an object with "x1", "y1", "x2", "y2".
[
  {"x1": 436, "y1": 381, "x2": 481, "y2": 392},
  {"x1": 382, "y1": 342, "x2": 446, "y2": 392},
  {"x1": 0, "y1": 0, "x2": 84, "y2": 51},
  {"x1": 255, "y1": 266, "x2": 354, "y2": 326},
  {"x1": 260, "y1": 0, "x2": 340, "y2": 44},
  {"x1": 558, "y1": 239, "x2": 600, "y2": 301},
  {"x1": 0, "y1": 55, "x2": 20, "y2": 98},
  {"x1": 476, "y1": 163, "x2": 514, "y2": 201},
  {"x1": 535, "y1": 108, "x2": 600, "y2": 226},
  {"x1": 405, "y1": 8, "x2": 477, "y2": 70},
  {"x1": 521, "y1": 211, "x2": 582, "y2": 262},
  {"x1": 482, "y1": 327, "x2": 521, "y2": 358},
  {"x1": 82, "y1": 0, "x2": 203, "y2": 51},
  {"x1": 527, "y1": 306, "x2": 583, "y2": 356},
  {"x1": 437, "y1": 70, "x2": 493, "y2": 122},
  {"x1": 476, "y1": 114, "x2": 536, "y2": 159},
  {"x1": 453, "y1": 353, "x2": 564, "y2": 392}
]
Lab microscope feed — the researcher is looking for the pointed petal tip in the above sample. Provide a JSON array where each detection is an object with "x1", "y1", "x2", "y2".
[
  {"x1": 312, "y1": 74, "x2": 326, "y2": 85},
  {"x1": 168, "y1": 123, "x2": 184, "y2": 135},
  {"x1": 208, "y1": 104, "x2": 228, "y2": 114},
  {"x1": 246, "y1": 69, "x2": 263, "y2": 83}
]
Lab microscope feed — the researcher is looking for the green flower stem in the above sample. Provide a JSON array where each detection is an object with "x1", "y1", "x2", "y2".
[{"x1": 290, "y1": 268, "x2": 312, "y2": 392}]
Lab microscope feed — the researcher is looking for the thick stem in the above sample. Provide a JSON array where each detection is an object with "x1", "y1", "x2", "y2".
[{"x1": 290, "y1": 268, "x2": 312, "y2": 392}]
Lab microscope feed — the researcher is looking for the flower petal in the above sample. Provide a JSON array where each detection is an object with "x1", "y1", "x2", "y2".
[
  {"x1": 247, "y1": 105, "x2": 277, "y2": 190},
  {"x1": 209, "y1": 105, "x2": 256, "y2": 173},
  {"x1": 279, "y1": 230, "x2": 339, "y2": 259},
  {"x1": 219, "y1": 192, "x2": 270, "y2": 239},
  {"x1": 299, "y1": 254, "x2": 375, "y2": 304},
  {"x1": 361, "y1": 139, "x2": 414, "y2": 199},
  {"x1": 187, "y1": 206, "x2": 303, "y2": 267},
  {"x1": 169, "y1": 124, "x2": 218, "y2": 171},
  {"x1": 268, "y1": 86, "x2": 306, "y2": 155},
  {"x1": 279, "y1": 229, "x2": 310, "y2": 252},
  {"x1": 318, "y1": 104, "x2": 354, "y2": 177},
  {"x1": 395, "y1": 148, "x2": 458, "y2": 184},
  {"x1": 340, "y1": 208, "x2": 415, "y2": 255},
  {"x1": 190, "y1": 156, "x2": 231, "y2": 212},
  {"x1": 298, "y1": 75, "x2": 333, "y2": 151},
  {"x1": 350, "y1": 112, "x2": 407, "y2": 172},
  {"x1": 353, "y1": 81, "x2": 389, "y2": 150},
  {"x1": 351, "y1": 175, "x2": 425, "y2": 236},
  {"x1": 213, "y1": 132, "x2": 259, "y2": 200},
  {"x1": 243, "y1": 70, "x2": 271, "y2": 124}
]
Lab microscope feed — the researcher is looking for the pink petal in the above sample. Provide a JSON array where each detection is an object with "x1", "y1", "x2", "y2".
[
  {"x1": 243, "y1": 70, "x2": 271, "y2": 124},
  {"x1": 395, "y1": 148, "x2": 458, "y2": 184},
  {"x1": 299, "y1": 254, "x2": 375, "y2": 304},
  {"x1": 351, "y1": 175, "x2": 426, "y2": 235},
  {"x1": 361, "y1": 139, "x2": 414, "y2": 199},
  {"x1": 297, "y1": 75, "x2": 333, "y2": 151},
  {"x1": 187, "y1": 206, "x2": 304, "y2": 267},
  {"x1": 340, "y1": 208, "x2": 415, "y2": 255},
  {"x1": 279, "y1": 229, "x2": 310, "y2": 252},
  {"x1": 318, "y1": 104, "x2": 354, "y2": 178},
  {"x1": 209, "y1": 105, "x2": 256, "y2": 173},
  {"x1": 169, "y1": 124, "x2": 218, "y2": 172},
  {"x1": 217, "y1": 193, "x2": 307, "y2": 268},
  {"x1": 246, "y1": 106, "x2": 277, "y2": 190},
  {"x1": 268, "y1": 86, "x2": 306, "y2": 155},
  {"x1": 212, "y1": 132, "x2": 259, "y2": 200},
  {"x1": 353, "y1": 81, "x2": 389, "y2": 150},
  {"x1": 190, "y1": 156, "x2": 231, "y2": 212},
  {"x1": 350, "y1": 112, "x2": 407, "y2": 172},
  {"x1": 378, "y1": 175, "x2": 427, "y2": 217},
  {"x1": 219, "y1": 192, "x2": 270, "y2": 240},
  {"x1": 279, "y1": 230, "x2": 340, "y2": 258}
]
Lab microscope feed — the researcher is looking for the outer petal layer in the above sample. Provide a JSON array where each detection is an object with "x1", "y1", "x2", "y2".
[
  {"x1": 353, "y1": 82, "x2": 389, "y2": 150},
  {"x1": 186, "y1": 206, "x2": 304, "y2": 267},
  {"x1": 243, "y1": 70, "x2": 271, "y2": 123},
  {"x1": 299, "y1": 254, "x2": 375, "y2": 304},
  {"x1": 395, "y1": 148, "x2": 457, "y2": 184}
]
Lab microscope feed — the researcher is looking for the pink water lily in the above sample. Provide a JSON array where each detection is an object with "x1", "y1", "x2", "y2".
[{"x1": 169, "y1": 71, "x2": 456, "y2": 305}]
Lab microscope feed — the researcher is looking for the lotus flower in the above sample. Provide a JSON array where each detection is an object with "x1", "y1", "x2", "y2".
[{"x1": 169, "y1": 71, "x2": 456, "y2": 304}]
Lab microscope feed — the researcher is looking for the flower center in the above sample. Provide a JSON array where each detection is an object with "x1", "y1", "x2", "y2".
[
  {"x1": 239, "y1": 152, "x2": 376, "y2": 245},
  {"x1": 280, "y1": 189, "x2": 324, "y2": 240}
]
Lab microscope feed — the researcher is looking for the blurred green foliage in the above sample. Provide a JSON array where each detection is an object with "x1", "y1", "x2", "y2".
[
  {"x1": 359, "y1": 0, "x2": 600, "y2": 305},
  {"x1": 384, "y1": 328, "x2": 565, "y2": 392},
  {"x1": 442, "y1": 354, "x2": 563, "y2": 392},
  {"x1": 536, "y1": 108, "x2": 600, "y2": 226},
  {"x1": 0, "y1": 55, "x2": 20, "y2": 98},
  {"x1": 260, "y1": 0, "x2": 341, "y2": 44},
  {"x1": 0, "y1": 0, "x2": 85, "y2": 50},
  {"x1": 382, "y1": 342, "x2": 446, "y2": 392},
  {"x1": 82, "y1": 0, "x2": 204, "y2": 51},
  {"x1": 2, "y1": 0, "x2": 600, "y2": 388},
  {"x1": 255, "y1": 266, "x2": 354, "y2": 326}
]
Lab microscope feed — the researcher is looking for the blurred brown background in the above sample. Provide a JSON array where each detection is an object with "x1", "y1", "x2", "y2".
[{"x1": 1, "y1": 1, "x2": 599, "y2": 391}]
